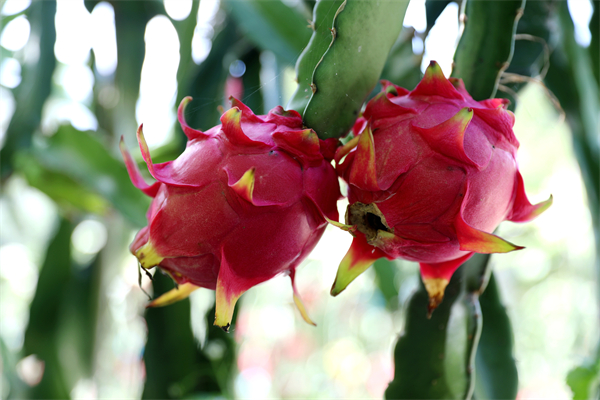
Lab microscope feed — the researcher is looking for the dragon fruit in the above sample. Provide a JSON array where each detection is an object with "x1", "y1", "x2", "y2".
[
  {"x1": 120, "y1": 97, "x2": 340, "y2": 331},
  {"x1": 332, "y1": 61, "x2": 552, "y2": 311}
]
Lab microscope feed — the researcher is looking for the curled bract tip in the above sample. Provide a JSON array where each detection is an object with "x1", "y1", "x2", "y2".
[
  {"x1": 230, "y1": 167, "x2": 256, "y2": 204},
  {"x1": 147, "y1": 283, "x2": 200, "y2": 308},
  {"x1": 214, "y1": 279, "x2": 243, "y2": 333},
  {"x1": 324, "y1": 216, "x2": 356, "y2": 232},
  {"x1": 290, "y1": 271, "x2": 316, "y2": 326}
]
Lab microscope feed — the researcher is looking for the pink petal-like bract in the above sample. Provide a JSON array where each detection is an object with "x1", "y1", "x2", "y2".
[
  {"x1": 333, "y1": 61, "x2": 552, "y2": 310},
  {"x1": 122, "y1": 97, "x2": 341, "y2": 331}
]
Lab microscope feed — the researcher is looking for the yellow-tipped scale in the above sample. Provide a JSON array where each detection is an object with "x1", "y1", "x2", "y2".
[
  {"x1": 230, "y1": 167, "x2": 256, "y2": 204},
  {"x1": 147, "y1": 283, "x2": 200, "y2": 308},
  {"x1": 135, "y1": 242, "x2": 164, "y2": 270}
]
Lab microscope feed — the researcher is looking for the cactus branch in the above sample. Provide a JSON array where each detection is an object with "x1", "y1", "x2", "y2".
[{"x1": 452, "y1": 0, "x2": 526, "y2": 100}]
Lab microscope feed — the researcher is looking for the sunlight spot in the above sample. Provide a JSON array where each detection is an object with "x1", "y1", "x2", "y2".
[
  {"x1": 568, "y1": 0, "x2": 593, "y2": 47},
  {"x1": 0, "y1": 57, "x2": 21, "y2": 88},
  {"x1": 403, "y1": 0, "x2": 426, "y2": 33},
  {"x1": 229, "y1": 59, "x2": 246, "y2": 78},
  {"x1": 72, "y1": 219, "x2": 108, "y2": 255},
  {"x1": 136, "y1": 16, "x2": 180, "y2": 148},
  {"x1": 192, "y1": 0, "x2": 220, "y2": 64},
  {"x1": 1, "y1": 0, "x2": 31, "y2": 15},
  {"x1": 420, "y1": 2, "x2": 459, "y2": 76},
  {"x1": 91, "y1": 2, "x2": 118, "y2": 76},
  {"x1": 235, "y1": 367, "x2": 272, "y2": 399},
  {"x1": 42, "y1": 99, "x2": 98, "y2": 133},
  {"x1": 164, "y1": 0, "x2": 193, "y2": 21},
  {"x1": 0, "y1": 15, "x2": 30, "y2": 51},
  {"x1": 55, "y1": 64, "x2": 95, "y2": 102},
  {"x1": 0, "y1": 243, "x2": 38, "y2": 298},
  {"x1": 70, "y1": 379, "x2": 98, "y2": 400},
  {"x1": 16, "y1": 355, "x2": 44, "y2": 386},
  {"x1": 54, "y1": 0, "x2": 92, "y2": 65}
]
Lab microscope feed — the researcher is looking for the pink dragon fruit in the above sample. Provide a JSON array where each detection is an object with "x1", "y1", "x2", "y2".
[
  {"x1": 120, "y1": 97, "x2": 340, "y2": 331},
  {"x1": 332, "y1": 61, "x2": 552, "y2": 311}
]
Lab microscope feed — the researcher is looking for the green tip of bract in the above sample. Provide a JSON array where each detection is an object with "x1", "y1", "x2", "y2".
[
  {"x1": 330, "y1": 236, "x2": 383, "y2": 296},
  {"x1": 424, "y1": 60, "x2": 444, "y2": 81},
  {"x1": 526, "y1": 194, "x2": 553, "y2": 221},
  {"x1": 456, "y1": 213, "x2": 523, "y2": 254},
  {"x1": 454, "y1": 107, "x2": 474, "y2": 124}
]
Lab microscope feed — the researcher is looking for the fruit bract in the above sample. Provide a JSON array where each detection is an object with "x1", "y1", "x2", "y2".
[
  {"x1": 121, "y1": 97, "x2": 340, "y2": 331},
  {"x1": 332, "y1": 61, "x2": 551, "y2": 310}
]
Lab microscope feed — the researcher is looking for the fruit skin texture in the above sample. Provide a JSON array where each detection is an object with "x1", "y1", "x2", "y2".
[
  {"x1": 120, "y1": 97, "x2": 340, "y2": 331},
  {"x1": 332, "y1": 61, "x2": 551, "y2": 310}
]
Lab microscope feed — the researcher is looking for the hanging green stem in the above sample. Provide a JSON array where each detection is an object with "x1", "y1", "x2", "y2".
[
  {"x1": 288, "y1": 0, "x2": 409, "y2": 139},
  {"x1": 452, "y1": 0, "x2": 525, "y2": 100}
]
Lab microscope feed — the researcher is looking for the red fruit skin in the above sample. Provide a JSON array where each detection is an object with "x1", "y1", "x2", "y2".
[
  {"x1": 121, "y1": 97, "x2": 340, "y2": 330},
  {"x1": 332, "y1": 61, "x2": 551, "y2": 306}
]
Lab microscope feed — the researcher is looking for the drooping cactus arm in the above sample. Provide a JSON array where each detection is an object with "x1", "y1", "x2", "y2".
[
  {"x1": 385, "y1": 262, "x2": 479, "y2": 399},
  {"x1": 288, "y1": 0, "x2": 410, "y2": 139},
  {"x1": 452, "y1": 0, "x2": 526, "y2": 100}
]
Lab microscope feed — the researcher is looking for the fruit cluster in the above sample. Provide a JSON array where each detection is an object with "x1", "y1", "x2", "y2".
[{"x1": 121, "y1": 62, "x2": 550, "y2": 330}]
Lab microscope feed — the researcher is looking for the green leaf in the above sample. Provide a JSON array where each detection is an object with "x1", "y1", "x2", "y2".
[
  {"x1": 1, "y1": 0, "x2": 56, "y2": 180},
  {"x1": 142, "y1": 273, "x2": 223, "y2": 399},
  {"x1": 474, "y1": 272, "x2": 519, "y2": 400},
  {"x1": 567, "y1": 360, "x2": 600, "y2": 400},
  {"x1": 289, "y1": 0, "x2": 409, "y2": 139},
  {"x1": 226, "y1": 0, "x2": 312, "y2": 65},
  {"x1": 23, "y1": 218, "x2": 74, "y2": 399},
  {"x1": 589, "y1": 1, "x2": 599, "y2": 87},
  {"x1": 22, "y1": 216, "x2": 112, "y2": 398},
  {"x1": 452, "y1": 0, "x2": 525, "y2": 100},
  {"x1": 202, "y1": 302, "x2": 238, "y2": 396},
  {"x1": 16, "y1": 152, "x2": 110, "y2": 215},
  {"x1": 29, "y1": 125, "x2": 149, "y2": 227}
]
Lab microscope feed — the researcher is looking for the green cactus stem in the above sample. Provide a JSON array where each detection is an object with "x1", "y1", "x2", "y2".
[
  {"x1": 288, "y1": 0, "x2": 409, "y2": 139},
  {"x1": 474, "y1": 272, "x2": 519, "y2": 399},
  {"x1": 385, "y1": 265, "x2": 474, "y2": 399},
  {"x1": 452, "y1": 0, "x2": 526, "y2": 100},
  {"x1": 385, "y1": 253, "x2": 504, "y2": 400}
]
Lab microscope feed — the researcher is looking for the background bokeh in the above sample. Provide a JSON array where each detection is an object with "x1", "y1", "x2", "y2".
[{"x1": 1, "y1": 0, "x2": 598, "y2": 398}]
